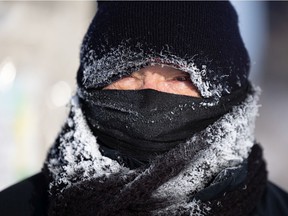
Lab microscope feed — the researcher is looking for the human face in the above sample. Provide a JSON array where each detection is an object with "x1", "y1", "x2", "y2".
[{"x1": 103, "y1": 65, "x2": 201, "y2": 97}]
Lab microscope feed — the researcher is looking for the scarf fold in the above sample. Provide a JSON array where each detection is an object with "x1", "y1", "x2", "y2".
[{"x1": 44, "y1": 86, "x2": 266, "y2": 216}]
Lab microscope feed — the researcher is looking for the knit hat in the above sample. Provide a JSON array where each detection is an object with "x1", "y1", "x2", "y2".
[{"x1": 76, "y1": 1, "x2": 250, "y2": 98}]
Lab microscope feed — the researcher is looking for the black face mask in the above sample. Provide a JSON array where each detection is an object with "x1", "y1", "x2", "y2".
[{"x1": 78, "y1": 86, "x2": 248, "y2": 168}]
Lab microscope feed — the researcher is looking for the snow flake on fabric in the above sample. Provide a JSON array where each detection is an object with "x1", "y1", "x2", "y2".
[
  {"x1": 152, "y1": 86, "x2": 260, "y2": 202},
  {"x1": 46, "y1": 85, "x2": 260, "y2": 215},
  {"x1": 80, "y1": 41, "x2": 226, "y2": 98},
  {"x1": 46, "y1": 96, "x2": 126, "y2": 193}
]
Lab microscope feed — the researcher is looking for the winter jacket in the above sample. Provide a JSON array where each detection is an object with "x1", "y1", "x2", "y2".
[{"x1": 1, "y1": 172, "x2": 288, "y2": 216}]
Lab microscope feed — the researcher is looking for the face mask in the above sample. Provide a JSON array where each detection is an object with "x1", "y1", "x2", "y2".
[{"x1": 78, "y1": 86, "x2": 248, "y2": 167}]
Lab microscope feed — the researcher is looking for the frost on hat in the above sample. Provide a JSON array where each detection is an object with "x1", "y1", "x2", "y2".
[{"x1": 76, "y1": 1, "x2": 250, "y2": 98}]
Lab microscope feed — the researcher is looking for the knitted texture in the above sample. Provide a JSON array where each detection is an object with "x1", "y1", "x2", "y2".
[
  {"x1": 77, "y1": 1, "x2": 250, "y2": 98},
  {"x1": 44, "y1": 86, "x2": 262, "y2": 216},
  {"x1": 208, "y1": 144, "x2": 267, "y2": 216},
  {"x1": 46, "y1": 145, "x2": 267, "y2": 216}
]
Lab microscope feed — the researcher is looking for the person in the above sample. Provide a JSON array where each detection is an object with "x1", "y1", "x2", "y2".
[{"x1": 1, "y1": 1, "x2": 288, "y2": 216}]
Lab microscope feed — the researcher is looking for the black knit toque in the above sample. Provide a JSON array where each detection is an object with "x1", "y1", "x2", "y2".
[{"x1": 77, "y1": 1, "x2": 250, "y2": 98}]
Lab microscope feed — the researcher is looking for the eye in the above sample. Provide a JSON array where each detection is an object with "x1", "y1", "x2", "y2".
[
  {"x1": 121, "y1": 74, "x2": 133, "y2": 79},
  {"x1": 117, "y1": 75, "x2": 138, "y2": 82},
  {"x1": 174, "y1": 76, "x2": 191, "y2": 82}
]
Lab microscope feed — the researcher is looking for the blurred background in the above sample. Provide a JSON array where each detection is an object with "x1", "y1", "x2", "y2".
[{"x1": 0, "y1": 1, "x2": 287, "y2": 191}]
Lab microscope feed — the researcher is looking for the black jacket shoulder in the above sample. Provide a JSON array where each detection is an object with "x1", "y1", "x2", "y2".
[
  {"x1": 256, "y1": 182, "x2": 288, "y2": 216},
  {"x1": 0, "y1": 172, "x2": 48, "y2": 216}
]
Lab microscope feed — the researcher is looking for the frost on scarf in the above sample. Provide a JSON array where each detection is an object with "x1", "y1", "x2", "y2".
[
  {"x1": 46, "y1": 85, "x2": 260, "y2": 215},
  {"x1": 80, "y1": 41, "x2": 239, "y2": 98},
  {"x1": 46, "y1": 96, "x2": 126, "y2": 193},
  {"x1": 151, "y1": 87, "x2": 260, "y2": 207}
]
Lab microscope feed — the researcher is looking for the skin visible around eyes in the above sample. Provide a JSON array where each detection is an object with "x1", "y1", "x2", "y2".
[{"x1": 103, "y1": 65, "x2": 201, "y2": 97}]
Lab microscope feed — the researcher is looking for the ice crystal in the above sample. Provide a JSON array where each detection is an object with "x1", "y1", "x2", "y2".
[
  {"x1": 152, "y1": 86, "x2": 260, "y2": 202},
  {"x1": 80, "y1": 41, "x2": 226, "y2": 98}
]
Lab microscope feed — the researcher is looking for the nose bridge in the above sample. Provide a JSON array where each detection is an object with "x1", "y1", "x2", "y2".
[{"x1": 142, "y1": 71, "x2": 160, "y2": 89}]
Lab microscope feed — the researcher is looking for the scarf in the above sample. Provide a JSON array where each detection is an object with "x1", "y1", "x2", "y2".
[
  {"x1": 43, "y1": 86, "x2": 267, "y2": 216},
  {"x1": 78, "y1": 86, "x2": 247, "y2": 168}
]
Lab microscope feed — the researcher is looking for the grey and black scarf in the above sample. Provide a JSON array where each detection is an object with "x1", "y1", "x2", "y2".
[{"x1": 43, "y1": 84, "x2": 267, "y2": 216}]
